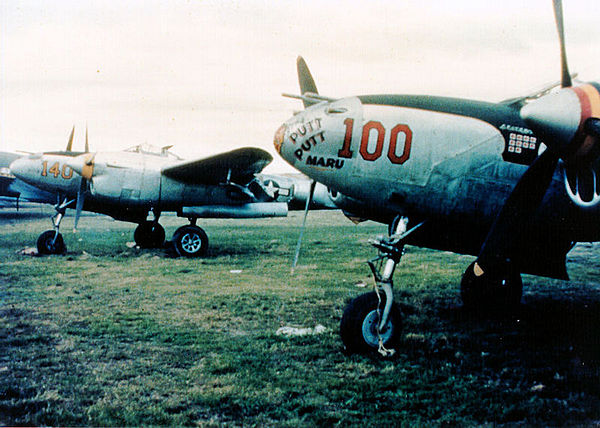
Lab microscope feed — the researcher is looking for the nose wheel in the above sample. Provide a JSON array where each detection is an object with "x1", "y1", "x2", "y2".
[
  {"x1": 36, "y1": 197, "x2": 73, "y2": 255},
  {"x1": 340, "y1": 291, "x2": 402, "y2": 354},
  {"x1": 37, "y1": 230, "x2": 66, "y2": 255}
]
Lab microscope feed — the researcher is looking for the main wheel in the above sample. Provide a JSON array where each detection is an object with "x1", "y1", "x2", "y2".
[
  {"x1": 340, "y1": 291, "x2": 402, "y2": 354},
  {"x1": 134, "y1": 222, "x2": 165, "y2": 249},
  {"x1": 172, "y1": 225, "x2": 208, "y2": 257},
  {"x1": 37, "y1": 230, "x2": 66, "y2": 255},
  {"x1": 460, "y1": 261, "x2": 523, "y2": 310}
]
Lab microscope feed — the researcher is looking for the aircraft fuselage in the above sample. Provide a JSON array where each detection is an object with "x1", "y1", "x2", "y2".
[
  {"x1": 276, "y1": 95, "x2": 600, "y2": 278},
  {"x1": 10, "y1": 151, "x2": 273, "y2": 223}
]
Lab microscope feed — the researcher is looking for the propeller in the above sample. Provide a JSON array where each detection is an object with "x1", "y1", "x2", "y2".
[
  {"x1": 553, "y1": 0, "x2": 571, "y2": 88},
  {"x1": 297, "y1": 56, "x2": 320, "y2": 108},
  {"x1": 476, "y1": 0, "x2": 600, "y2": 275},
  {"x1": 291, "y1": 179, "x2": 316, "y2": 274},
  {"x1": 74, "y1": 178, "x2": 86, "y2": 231},
  {"x1": 71, "y1": 126, "x2": 94, "y2": 231},
  {"x1": 65, "y1": 126, "x2": 75, "y2": 152}
]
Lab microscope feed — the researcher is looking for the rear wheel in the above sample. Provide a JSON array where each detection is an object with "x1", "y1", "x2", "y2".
[
  {"x1": 173, "y1": 225, "x2": 208, "y2": 257},
  {"x1": 460, "y1": 261, "x2": 523, "y2": 310},
  {"x1": 134, "y1": 222, "x2": 165, "y2": 249},
  {"x1": 340, "y1": 291, "x2": 402, "y2": 354},
  {"x1": 37, "y1": 230, "x2": 66, "y2": 255}
]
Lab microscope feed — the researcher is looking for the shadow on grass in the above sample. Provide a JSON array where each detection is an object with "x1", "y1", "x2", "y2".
[{"x1": 411, "y1": 293, "x2": 600, "y2": 390}]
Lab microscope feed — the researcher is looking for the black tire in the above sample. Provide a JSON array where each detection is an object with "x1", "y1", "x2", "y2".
[
  {"x1": 134, "y1": 222, "x2": 165, "y2": 249},
  {"x1": 340, "y1": 291, "x2": 402, "y2": 354},
  {"x1": 172, "y1": 225, "x2": 208, "y2": 257},
  {"x1": 460, "y1": 261, "x2": 523, "y2": 310},
  {"x1": 36, "y1": 230, "x2": 66, "y2": 255}
]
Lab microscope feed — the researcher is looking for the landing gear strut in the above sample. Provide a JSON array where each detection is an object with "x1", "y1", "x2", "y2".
[
  {"x1": 340, "y1": 217, "x2": 423, "y2": 355},
  {"x1": 37, "y1": 198, "x2": 72, "y2": 255}
]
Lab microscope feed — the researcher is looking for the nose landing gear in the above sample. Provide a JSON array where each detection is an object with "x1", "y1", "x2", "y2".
[
  {"x1": 340, "y1": 217, "x2": 424, "y2": 356},
  {"x1": 37, "y1": 198, "x2": 73, "y2": 255}
]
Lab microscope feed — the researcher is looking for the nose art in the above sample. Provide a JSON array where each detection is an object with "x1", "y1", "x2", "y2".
[{"x1": 273, "y1": 124, "x2": 286, "y2": 154}]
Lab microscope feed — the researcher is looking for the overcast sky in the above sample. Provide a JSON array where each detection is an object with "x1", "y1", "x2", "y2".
[{"x1": 1, "y1": 0, "x2": 599, "y2": 172}]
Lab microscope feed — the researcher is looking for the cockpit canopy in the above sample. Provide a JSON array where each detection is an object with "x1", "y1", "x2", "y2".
[{"x1": 124, "y1": 144, "x2": 182, "y2": 160}]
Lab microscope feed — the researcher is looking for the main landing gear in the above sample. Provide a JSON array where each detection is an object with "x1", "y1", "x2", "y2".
[
  {"x1": 134, "y1": 221, "x2": 166, "y2": 249},
  {"x1": 340, "y1": 217, "x2": 422, "y2": 356},
  {"x1": 460, "y1": 260, "x2": 523, "y2": 310},
  {"x1": 133, "y1": 218, "x2": 208, "y2": 257},
  {"x1": 37, "y1": 198, "x2": 72, "y2": 255},
  {"x1": 172, "y1": 221, "x2": 208, "y2": 258},
  {"x1": 340, "y1": 217, "x2": 524, "y2": 356}
]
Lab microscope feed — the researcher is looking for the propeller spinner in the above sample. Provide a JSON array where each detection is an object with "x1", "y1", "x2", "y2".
[{"x1": 65, "y1": 127, "x2": 95, "y2": 230}]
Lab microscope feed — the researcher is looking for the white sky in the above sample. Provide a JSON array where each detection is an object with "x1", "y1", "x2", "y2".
[{"x1": 1, "y1": 0, "x2": 599, "y2": 172}]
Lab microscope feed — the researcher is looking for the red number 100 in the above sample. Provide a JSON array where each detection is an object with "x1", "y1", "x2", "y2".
[{"x1": 338, "y1": 118, "x2": 412, "y2": 165}]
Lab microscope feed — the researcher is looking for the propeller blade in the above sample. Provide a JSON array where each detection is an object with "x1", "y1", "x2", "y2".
[
  {"x1": 291, "y1": 179, "x2": 316, "y2": 274},
  {"x1": 74, "y1": 178, "x2": 86, "y2": 232},
  {"x1": 553, "y1": 0, "x2": 572, "y2": 88},
  {"x1": 66, "y1": 126, "x2": 75, "y2": 152},
  {"x1": 297, "y1": 56, "x2": 319, "y2": 108},
  {"x1": 476, "y1": 149, "x2": 558, "y2": 274},
  {"x1": 85, "y1": 125, "x2": 89, "y2": 153}
]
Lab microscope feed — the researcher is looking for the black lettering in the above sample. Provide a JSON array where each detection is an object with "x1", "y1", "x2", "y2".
[
  {"x1": 306, "y1": 156, "x2": 317, "y2": 165},
  {"x1": 298, "y1": 125, "x2": 307, "y2": 136},
  {"x1": 326, "y1": 158, "x2": 335, "y2": 168},
  {"x1": 290, "y1": 133, "x2": 298, "y2": 143},
  {"x1": 301, "y1": 141, "x2": 311, "y2": 151},
  {"x1": 335, "y1": 160, "x2": 344, "y2": 169},
  {"x1": 294, "y1": 149, "x2": 303, "y2": 160},
  {"x1": 316, "y1": 157, "x2": 326, "y2": 167}
]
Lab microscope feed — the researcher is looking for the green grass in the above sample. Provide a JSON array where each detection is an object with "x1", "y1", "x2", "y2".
[{"x1": 1, "y1": 210, "x2": 599, "y2": 426}]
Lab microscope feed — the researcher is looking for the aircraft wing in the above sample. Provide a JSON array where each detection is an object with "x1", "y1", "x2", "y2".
[{"x1": 162, "y1": 147, "x2": 272, "y2": 185}]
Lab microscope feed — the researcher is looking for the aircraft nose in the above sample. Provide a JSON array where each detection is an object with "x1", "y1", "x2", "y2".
[
  {"x1": 9, "y1": 157, "x2": 32, "y2": 181},
  {"x1": 274, "y1": 109, "x2": 329, "y2": 170},
  {"x1": 273, "y1": 123, "x2": 286, "y2": 155}
]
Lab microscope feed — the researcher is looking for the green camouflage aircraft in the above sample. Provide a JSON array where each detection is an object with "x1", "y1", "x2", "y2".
[{"x1": 275, "y1": 0, "x2": 600, "y2": 354}]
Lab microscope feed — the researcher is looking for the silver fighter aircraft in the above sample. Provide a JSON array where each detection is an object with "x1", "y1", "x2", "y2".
[
  {"x1": 9, "y1": 130, "x2": 290, "y2": 257},
  {"x1": 275, "y1": 0, "x2": 600, "y2": 354}
]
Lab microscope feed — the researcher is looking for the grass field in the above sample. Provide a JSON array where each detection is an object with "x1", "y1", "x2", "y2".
[{"x1": 1, "y1": 209, "x2": 600, "y2": 426}]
